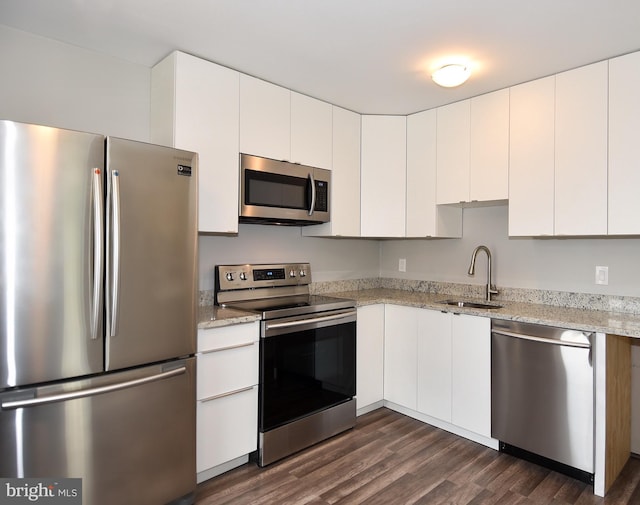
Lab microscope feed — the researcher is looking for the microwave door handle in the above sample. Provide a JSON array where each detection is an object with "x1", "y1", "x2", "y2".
[{"x1": 308, "y1": 172, "x2": 316, "y2": 216}]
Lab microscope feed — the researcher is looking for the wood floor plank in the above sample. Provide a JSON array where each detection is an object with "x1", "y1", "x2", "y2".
[{"x1": 195, "y1": 408, "x2": 640, "y2": 505}]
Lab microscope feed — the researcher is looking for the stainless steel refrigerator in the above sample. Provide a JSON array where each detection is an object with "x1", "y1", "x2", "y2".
[{"x1": 0, "y1": 120, "x2": 198, "y2": 505}]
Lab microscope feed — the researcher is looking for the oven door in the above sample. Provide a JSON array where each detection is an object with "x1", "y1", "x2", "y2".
[{"x1": 260, "y1": 308, "x2": 356, "y2": 432}]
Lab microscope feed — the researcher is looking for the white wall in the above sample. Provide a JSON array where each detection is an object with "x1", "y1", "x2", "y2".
[
  {"x1": 0, "y1": 25, "x2": 149, "y2": 141},
  {"x1": 198, "y1": 224, "x2": 380, "y2": 291}
]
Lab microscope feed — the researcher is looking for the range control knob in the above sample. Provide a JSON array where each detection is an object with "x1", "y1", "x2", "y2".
[
  {"x1": 239, "y1": 272, "x2": 247, "y2": 281},
  {"x1": 289, "y1": 270, "x2": 297, "y2": 278},
  {"x1": 225, "y1": 272, "x2": 234, "y2": 281},
  {"x1": 299, "y1": 269, "x2": 307, "y2": 278}
]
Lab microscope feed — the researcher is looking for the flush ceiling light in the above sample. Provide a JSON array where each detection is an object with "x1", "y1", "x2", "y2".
[{"x1": 431, "y1": 63, "x2": 471, "y2": 88}]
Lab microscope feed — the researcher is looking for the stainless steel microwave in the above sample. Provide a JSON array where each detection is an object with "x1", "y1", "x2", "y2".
[{"x1": 239, "y1": 153, "x2": 331, "y2": 225}]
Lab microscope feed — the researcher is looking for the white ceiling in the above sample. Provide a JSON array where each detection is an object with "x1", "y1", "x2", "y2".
[{"x1": 2, "y1": 0, "x2": 640, "y2": 115}]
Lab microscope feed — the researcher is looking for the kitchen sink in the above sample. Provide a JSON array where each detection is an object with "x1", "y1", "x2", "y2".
[{"x1": 438, "y1": 299, "x2": 503, "y2": 310}]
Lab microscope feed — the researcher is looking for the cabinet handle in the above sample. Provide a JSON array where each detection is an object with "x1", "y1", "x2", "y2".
[
  {"x1": 199, "y1": 385, "x2": 257, "y2": 403},
  {"x1": 199, "y1": 341, "x2": 257, "y2": 355}
]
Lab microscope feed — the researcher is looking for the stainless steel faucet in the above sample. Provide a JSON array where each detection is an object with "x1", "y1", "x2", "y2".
[{"x1": 468, "y1": 245, "x2": 499, "y2": 301}]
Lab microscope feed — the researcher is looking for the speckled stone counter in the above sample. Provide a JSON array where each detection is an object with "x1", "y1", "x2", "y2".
[
  {"x1": 321, "y1": 288, "x2": 640, "y2": 339},
  {"x1": 198, "y1": 305, "x2": 261, "y2": 330},
  {"x1": 198, "y1": 278, "x2": 640, "y2": 337}
]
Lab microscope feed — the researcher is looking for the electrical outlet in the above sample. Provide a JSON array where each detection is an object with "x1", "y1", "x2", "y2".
[
  {"x1": 595, "y1": 266, "x2": 608, "y2": 285},
  {"x1": 399, "y1": 258, "x2": 406, "y2": 272}
]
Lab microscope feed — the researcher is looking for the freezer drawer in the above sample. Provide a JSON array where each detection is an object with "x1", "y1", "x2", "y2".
[{"x1": 0, "y1": 358, "x2": 196, "y2": 505}]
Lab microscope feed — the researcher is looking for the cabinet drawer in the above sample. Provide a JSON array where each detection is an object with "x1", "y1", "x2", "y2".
[
  {"x1": 196, "y1": 385, "x2": 258, "y2": 472},
  {"x1": 197, "y1": 322, "x2": 259, "y2": 353},
  {"x1": 197, "y1": 341, "x2": 258, "y2": 400}
]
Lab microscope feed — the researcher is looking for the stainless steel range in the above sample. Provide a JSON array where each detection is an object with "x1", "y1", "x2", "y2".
[{"x1": 215, "y1": 263, "x2": 357, "y2": 467}]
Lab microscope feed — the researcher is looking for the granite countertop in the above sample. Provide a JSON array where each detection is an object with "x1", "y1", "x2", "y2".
[
  {"x1": 197, "y1": 287, "x2": 640, "y2": 338},
  {"x1": 198, "y1": 305, "x2": 261, "y2": 330},
  {"x1": 323, "y1": 288, "x2": 640, "y2": 338}
]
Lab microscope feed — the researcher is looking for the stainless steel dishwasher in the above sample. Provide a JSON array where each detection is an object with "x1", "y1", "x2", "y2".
[{"x1": 491, "y1": 319, "x2": 594, "y2": 483}]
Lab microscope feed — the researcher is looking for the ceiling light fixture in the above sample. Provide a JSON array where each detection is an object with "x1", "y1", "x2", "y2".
[{"x1": 431, "y1": 63, "x2": 471, "y2": 88}]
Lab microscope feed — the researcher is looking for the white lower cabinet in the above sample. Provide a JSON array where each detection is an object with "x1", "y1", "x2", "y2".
[
  {"x1": 384, "y1": 305, "x2": 492, "y2": 442},
  {"x1": 356, "y1": 305, "x2": 384, "y2": 412},
  {"x1": 450, "y1": 314, "x2": 491, "y2": 438},
  {"x1": 196, "y1": 322, "x2": 259, "y2": 481},
  {"x1": 384, "y1": 305, "x2": 418, "y2": 410},
  {"x1": 416, "y1": 309, "x2": 452, "y2": 421}
]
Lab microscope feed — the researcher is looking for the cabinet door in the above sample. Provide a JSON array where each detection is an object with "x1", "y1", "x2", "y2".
[
  {"x1": 555, "y1": 61, "x2": 608, "y2": 235},
  {"x1": 240, "y1": 74, "x2": 290, "y2": 161},
  {"x1": 356, "y1": 305, "x2": 384, "y2": 411},
  {"x1": 436, "y1": 100, "x2": 470, "y2": 205},
  {"x1": 303, "y1": 106, "x2": 361, "y2": 237},
  {"x1": 197, "y1": 342, "x2": 259, "y2": 400},
  {"x1": 470, "y1": 89, "x2": 509, "y2": 202},
  {"x1": 150, "y1": 51, "x2": 240, "y2": 233},
  {"x1": 609, "y1": 51, "x2": 640, "y2": 234},
  {"x1": 451, "y1": 314, "x2": 491, "y2": 437},
  {"x1": 417, "y1": 310, "x2": 452, "y2": 422},
  {"x1": 197, "y1": 386, "x2": 258, "y2": 473},
  {"x1": 509, "y1": 76, "x2": 555, "y2": 236},
  {"x1": 407, "y1": 109, "x2": 437, "y2": 236},
  {"x1": 361, "y1": 115, "x2": 407, "y2": 237},
  {"x1": 384, "y1": 305, "x2": 417, "y2": 409},
  {"x1": 290, "y1": 91, "x2": 332, "y2": 168},
  {"x1": 407, "y1": 110, "x2": 462, "y2": 238}
]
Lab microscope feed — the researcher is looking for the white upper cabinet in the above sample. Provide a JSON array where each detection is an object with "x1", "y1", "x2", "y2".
[
  {"x1": 554, "y1": 61, "x2": 608, "y2": 235},
  {"x1": 469, "y1": 89, "x2": 509, "y2": 202},
  {"x1": 150, "y1": 51, "x2": 240, "y2": 234},
  {"x1": 508, "y1": 76, "x2": 556, "y2": 236},
  {"x1": 239, "y1": 74, "x2": 291, "y2": 161},
  {"x1": 360, "y1": 115, "x2": 407, "y2": 237},
  {"x1": 303, "y1": 106, "x2": 361, "y2": 237},
  {"x1": 290, "y1": 92, "x2": 332, "y2": 169},
  {"x1": 436, "y1": 100, "x2": 470, "y2": 205},
  {"x1": 406, "y1": 110, "x2": 462, "y2": 237},
  {"x1": 609, "y1": 51, "x2": 640, "y2": 235}
]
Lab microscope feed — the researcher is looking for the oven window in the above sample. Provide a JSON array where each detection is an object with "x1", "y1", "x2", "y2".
[
  {"x1": 245, "y1": 169, "x2": 309, "y2": 210},
  {"x1": 259, "y1": 321, "x2": 356, "y2": 432}
]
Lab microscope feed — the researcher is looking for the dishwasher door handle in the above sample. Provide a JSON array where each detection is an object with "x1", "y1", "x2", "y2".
[{"x1": 491, "y1": 329, "x2": 591, "y2": 349}]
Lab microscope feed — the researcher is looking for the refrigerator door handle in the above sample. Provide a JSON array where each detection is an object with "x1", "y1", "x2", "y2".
[
  {"x1": 110, "y1": 169, "x2": 121, "y2": 337},
  {"x1": 91, "y1": 168, "x2": 104, "y2": 340},
  {"x1": 1, "y1": 366, "x2": 186, "y2": 410}
]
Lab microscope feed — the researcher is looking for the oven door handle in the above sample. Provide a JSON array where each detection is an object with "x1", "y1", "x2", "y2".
[{"x1": 264, "y1": 310, "x2": 356, "y2": 332}]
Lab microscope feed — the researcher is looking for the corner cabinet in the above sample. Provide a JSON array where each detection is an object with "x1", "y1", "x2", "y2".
[
  {"x1": 150, "y1": 51, "x2": 240, "y2": 234},
  {"x1": 196, "y1": 322, "x2": 259, "y2": 482},
  {"x1": 360, "y1": 115, "x2": 407, "y2": 237},
  {"x1": 303, "y1": 106, "x2": 361, "y2": 237}
]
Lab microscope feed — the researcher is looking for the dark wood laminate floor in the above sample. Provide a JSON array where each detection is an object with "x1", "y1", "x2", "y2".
[{"x1": 195, "y1": 408, "x2": 640, "y2": 505}]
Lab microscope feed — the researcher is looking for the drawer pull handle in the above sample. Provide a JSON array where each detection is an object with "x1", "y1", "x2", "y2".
[
  {"x1": 200, "y1": 385, "x2": 257, "y2": 403},
  {"x1": 199, "y1": 341, "x2": 257, "y2": 355}
]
